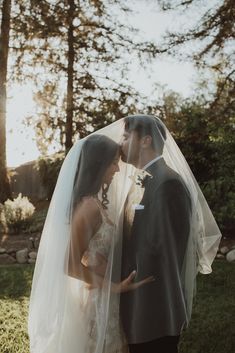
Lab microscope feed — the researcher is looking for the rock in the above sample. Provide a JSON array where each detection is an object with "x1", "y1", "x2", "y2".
[
  {"x1": 220, "y1": 246, "x2": 229, "y2": 255},
  {"x1": 34, "y1": 237, "x2": 41, "y2": 250},
  {"x1": 226, "y1": 249, "x2": 235, "y2": 263},
  {"x1": 7, "y1": 248, "x2": 17, "y2": 255},
  {"x1": 0, "y1": 248, "x2": 6, "y2": 254},
  {"x1": 16, "y1": 248, "x2": 28, "y2": 264},
  {"x1": 28, "y1": 258, "x2": 36, "y2": 264},
  {"x1": 28, "y1": 251, "x2": 37, "y2": 260},
  {"x1": 216, "y1": 253, "x2": 225, "y2": 259},
  {"x1": 27, "y1": 237, "x2": 34, "y2": 250},
  {"x1": 0, "y1": 253, "x2": 16, "y2": 265}
]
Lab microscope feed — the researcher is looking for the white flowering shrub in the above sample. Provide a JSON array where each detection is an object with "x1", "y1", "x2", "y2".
[{"x1": 1, "y1": 194, "x2": 35, "y2": 233}]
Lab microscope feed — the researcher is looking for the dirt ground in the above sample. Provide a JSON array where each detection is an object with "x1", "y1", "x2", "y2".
[
  {"x1": 1, "y1": 232, "x2": 234, "y2": 254},
  {"x1": 0, "y1": 232, "x2": 40, "y2": 252}
]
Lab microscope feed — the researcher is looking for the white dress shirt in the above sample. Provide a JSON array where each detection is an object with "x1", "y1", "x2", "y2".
[{"x1": 143, "y1": 155, "x2": 163, "y2": 170}]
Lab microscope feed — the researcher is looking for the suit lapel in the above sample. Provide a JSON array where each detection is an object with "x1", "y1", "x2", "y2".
[{"x1": 140, "y1": 157, "x2": 166, "y2": 206}]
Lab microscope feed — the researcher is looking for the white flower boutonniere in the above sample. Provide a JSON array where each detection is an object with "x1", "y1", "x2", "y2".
[{"x1": 129, "y1": 170, "x2": 153, "y2": 188}]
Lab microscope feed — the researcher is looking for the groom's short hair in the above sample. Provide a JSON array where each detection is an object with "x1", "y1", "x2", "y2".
[{"x1": 124, "y1": 115, "x2": 166, "y2": 153}]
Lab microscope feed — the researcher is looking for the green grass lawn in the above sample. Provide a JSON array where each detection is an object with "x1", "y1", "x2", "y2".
[
  {"x1": 0, "y1": 265, "x2": 34, "y2": 353},
  {"x1": 179, "y1": 261, "x2": 235, "y2": 353},
  {"x1": 0, "y1": 261, "x2": 234, "y2": 353}
]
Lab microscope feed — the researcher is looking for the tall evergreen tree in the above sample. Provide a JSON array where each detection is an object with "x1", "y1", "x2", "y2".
[
  {"x1": 158, "y1": 0, "x2": 235, "y2": 103},
  {"x1": 0, "y1": 0, "x2": 12, "y2": 202},
  {"x1": 11, "y1": 0, "x2": 159, "y2": 154}
]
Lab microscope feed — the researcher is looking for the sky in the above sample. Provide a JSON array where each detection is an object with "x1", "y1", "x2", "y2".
[{"x1": 6, "y1": 1, "x2": 199, "y2": 168}]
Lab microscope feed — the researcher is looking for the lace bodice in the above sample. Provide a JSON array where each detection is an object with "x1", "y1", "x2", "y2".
[
  {"x1": 82, "y1": 197, "x2": 115, "y2": 267},
  {"x1": 79, "y1": 197, "x2": 128, "y2": 353}
]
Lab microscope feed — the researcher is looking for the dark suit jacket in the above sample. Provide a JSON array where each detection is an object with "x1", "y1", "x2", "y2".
[{"x1": 120, "y1": 158, "x2": 191, "y2": 343}]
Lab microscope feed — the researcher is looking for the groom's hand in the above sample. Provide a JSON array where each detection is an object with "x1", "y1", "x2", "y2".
[{"x1": 113, "y1": 271, "x2": 155, "y2": 293}]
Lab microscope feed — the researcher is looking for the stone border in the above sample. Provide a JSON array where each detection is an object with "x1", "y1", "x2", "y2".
[{"x1": 0, "y1": 236, "x2": 40, "y2": 265}]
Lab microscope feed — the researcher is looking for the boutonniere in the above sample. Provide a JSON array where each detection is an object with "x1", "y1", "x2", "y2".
[{"x1": 131, "y1": 170, "x2": 153, "y2": 188}]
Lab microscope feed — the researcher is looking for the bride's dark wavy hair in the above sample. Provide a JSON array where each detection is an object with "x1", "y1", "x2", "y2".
[{"x1": 72, "y1": 134, "x2": 119, "y2": 212}]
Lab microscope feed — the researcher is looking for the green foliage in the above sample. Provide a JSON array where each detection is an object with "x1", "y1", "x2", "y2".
[
  {"x1": 26, "y1": 206, "x2": 48, "y2": 234},
  {"x1": 201, "y1": 176, "x2": 235, "y2": 235},
  {"x1": 163, "y1": 93, "x2": 235, "y2": 236},
  {"x1": 36, "y1": 152, "x2": 65, "y2": 200},
  {"x1": 0, "y1": 194, "x2": 35, "y2": 234}
]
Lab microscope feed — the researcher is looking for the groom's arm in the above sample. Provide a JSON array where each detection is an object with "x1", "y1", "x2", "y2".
[{"x1": 147, "y1": 178, "x2": 191, "y2": 269}]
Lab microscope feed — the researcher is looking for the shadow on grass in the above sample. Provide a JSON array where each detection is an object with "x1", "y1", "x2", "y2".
[{"x1": 0, "y1": 264, "x2": 34, "y2": 299}]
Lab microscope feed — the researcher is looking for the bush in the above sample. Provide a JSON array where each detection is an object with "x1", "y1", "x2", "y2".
[
  {"x1": 26, "y1": 206, "x2": 48, "y2": 234},
  {"x1": 169, "y1": 99, "x2": 235, "y2": 237},
  {"x1": 0, "y1": 194, "x2": 35, "y2": 234},
  {"x1": 201, "y1": 177, "x2": 235, "y2": 237},
  {"x1": 36, "y1": 152, "x2": 65, "y2": 200}
]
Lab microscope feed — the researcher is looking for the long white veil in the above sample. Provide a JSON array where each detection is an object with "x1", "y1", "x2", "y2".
[{"x1": 28, "y1": 116, "x2": 221, "y2": 352}]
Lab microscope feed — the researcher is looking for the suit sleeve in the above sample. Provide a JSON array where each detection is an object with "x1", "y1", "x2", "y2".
[{"x1": 147, "y1": 178, "x2": 191, "y2": 269}]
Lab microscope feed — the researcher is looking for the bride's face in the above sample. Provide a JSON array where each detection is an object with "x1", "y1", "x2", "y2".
[{"x1": 102, "y1": 151, "x2": 120, "y2": 185}]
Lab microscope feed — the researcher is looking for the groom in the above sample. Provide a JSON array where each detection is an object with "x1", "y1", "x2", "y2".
[{"x1": 120, "y1": 115, "x2": 192, "y2": 353}]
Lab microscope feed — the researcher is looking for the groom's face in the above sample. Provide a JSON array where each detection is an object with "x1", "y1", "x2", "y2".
[{"x1": 121, "y1": 130, "x2": 141, "y2": 166}]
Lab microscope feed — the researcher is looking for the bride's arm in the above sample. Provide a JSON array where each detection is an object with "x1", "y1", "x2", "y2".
[{"x1": 68, "y1": 198, "x2": 104, "y2": 288}]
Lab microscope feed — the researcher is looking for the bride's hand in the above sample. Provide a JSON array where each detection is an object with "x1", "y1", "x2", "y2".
[{"x1": 112, "y1": 271, "x2": 155, "y2": 293}]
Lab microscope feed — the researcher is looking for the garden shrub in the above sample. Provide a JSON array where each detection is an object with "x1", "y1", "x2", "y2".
[
  {"x1": 36, "y1": 152, "x2": 65, "y2": 200},
  {"x1": 0, "y1": 193, "x2": 35, "y2": 234}
]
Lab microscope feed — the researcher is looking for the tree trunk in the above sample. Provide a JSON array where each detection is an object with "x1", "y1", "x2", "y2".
[
  {"x1": 65, "y1": 0, "x2": 75, "y2": 153},
  {"x1": 0, "y1": 0, "x2": 12, "y2": 203}
]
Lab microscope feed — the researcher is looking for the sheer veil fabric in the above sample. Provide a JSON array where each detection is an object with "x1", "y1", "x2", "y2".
[{"x1": 28, "y1": 116, "x2": 221, "y2": 353}]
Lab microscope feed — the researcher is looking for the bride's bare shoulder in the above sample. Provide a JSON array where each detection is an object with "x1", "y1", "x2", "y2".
[{"x1": 73, "y1": 196, "x2": 101, "y2": 223}]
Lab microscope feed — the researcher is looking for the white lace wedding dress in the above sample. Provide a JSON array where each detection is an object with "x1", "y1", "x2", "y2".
[{"x1": 80, "y1": 197, "x2": 129, "y2": 353}]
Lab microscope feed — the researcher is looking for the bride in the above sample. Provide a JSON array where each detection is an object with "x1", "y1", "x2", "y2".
[{"x1": 28, "y1": 132, "x2": 153, "y2": 353}]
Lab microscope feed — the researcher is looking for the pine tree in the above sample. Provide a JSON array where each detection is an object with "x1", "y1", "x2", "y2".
[
  {"x1": 11, "y1": 0, "x2": 159, "y2": 154},
  {"x1": 0, "y1": 0, "x2": 12, "y2": 203},
  {"x1": 158, "y1": 0, "x2": 235, "y2": 103}
]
